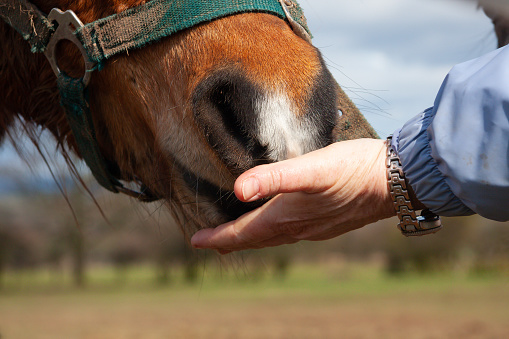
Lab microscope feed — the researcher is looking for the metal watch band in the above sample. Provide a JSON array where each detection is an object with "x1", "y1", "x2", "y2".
[{"x1": 386, "y1": 136, "x2": 443, "y2": 237}]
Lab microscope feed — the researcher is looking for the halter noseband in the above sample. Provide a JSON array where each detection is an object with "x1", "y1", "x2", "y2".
[{"x1": 0, "y1": 0, "x2": 311, "y2": 202}]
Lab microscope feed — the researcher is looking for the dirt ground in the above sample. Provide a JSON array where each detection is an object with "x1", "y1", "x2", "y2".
[{"x1": 0, "y1": 267, "x2": 508, "y2": 339}]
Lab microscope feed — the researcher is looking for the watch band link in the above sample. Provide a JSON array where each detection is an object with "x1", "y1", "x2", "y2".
[{"x1": 386, "y1": 136, "x2": 443, "y2": 237}]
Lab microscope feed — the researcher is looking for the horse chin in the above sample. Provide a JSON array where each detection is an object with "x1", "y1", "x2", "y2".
[{"x1": 178, "y1": 164, "x2": 267, "y2": 224}]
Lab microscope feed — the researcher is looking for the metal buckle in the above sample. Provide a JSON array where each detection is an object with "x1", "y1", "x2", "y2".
[{"x1": 44, "y1": 8, "x2": 95, "y2": 87}]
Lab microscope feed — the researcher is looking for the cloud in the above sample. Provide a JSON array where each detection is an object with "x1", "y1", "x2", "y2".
[{"x1": 300, "y1": 0, "x2": 497, "y2": 136}]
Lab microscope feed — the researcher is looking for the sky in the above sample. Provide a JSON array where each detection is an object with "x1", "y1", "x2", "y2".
[
  {"x1": 0, "y1": 0, "x2": 498, "y2": 180},
  {"x1": 300, "y1": 0, "x2": 496, "y2": 137}
]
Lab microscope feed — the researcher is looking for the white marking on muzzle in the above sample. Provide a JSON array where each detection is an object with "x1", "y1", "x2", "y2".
[{"x1": 256, "y1": 93, "x2": 320, "y2": 161}]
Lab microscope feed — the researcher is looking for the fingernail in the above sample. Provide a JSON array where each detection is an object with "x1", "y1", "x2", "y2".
[{"x1": 242, "y1": 177, "x2": 260, "y2": 201}]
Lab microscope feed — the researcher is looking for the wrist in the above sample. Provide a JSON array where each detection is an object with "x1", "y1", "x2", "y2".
[
  {"x1": 386, "y1": 136, "x2": 442, "y2": 236},
  {"x1": 375, "y1": 139, "x2": 399, "y2": 219},
  {"x1": 384, "y1": 137, "x2": 425, "y2": 210}
]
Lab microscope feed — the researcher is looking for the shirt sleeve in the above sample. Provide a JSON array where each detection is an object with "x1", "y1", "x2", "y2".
[{"x1": 391, "y1": 45, "x2": 509, "y2": 222}]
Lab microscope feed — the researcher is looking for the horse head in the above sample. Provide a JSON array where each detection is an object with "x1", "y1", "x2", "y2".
[{"x1": 0, "y1": 0, "x2": 377, "y2": 235}]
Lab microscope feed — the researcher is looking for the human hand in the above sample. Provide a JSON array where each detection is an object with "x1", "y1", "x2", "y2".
[{"x1": 191, "y1": 138, "x2": 395, "y2": 253}]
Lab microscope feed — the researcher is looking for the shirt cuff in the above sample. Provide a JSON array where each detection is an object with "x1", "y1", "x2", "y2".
[{"x1": 391, "y1": 108, "x2": 474, "y2": 217}]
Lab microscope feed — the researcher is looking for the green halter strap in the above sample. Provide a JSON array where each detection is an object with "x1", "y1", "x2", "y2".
[
  {"x1": 76, "y1": 0, "x2": 312, "y2": 69},
  {"x1": 0, "y1": 0, "x2": 54, "y2": 53},
  {"x1": 0, "y1": 0, "x2": 311, "y2": 201}
]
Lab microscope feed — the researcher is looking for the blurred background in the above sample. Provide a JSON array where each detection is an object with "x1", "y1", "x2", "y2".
[{"x1": 0, "y1": 0, "x2": 508, "y2": 338}]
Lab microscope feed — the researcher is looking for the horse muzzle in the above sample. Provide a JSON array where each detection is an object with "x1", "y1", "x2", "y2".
[{"x1": 185, "y1": 60, "x2": 339, "y2": 221}]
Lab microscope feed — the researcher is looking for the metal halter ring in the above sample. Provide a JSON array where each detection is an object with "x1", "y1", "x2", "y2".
[{"x1": 44, "y1": 8, "x2": 95, "y2": 87}]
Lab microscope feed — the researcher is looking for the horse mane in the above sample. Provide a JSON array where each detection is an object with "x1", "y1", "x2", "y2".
[
  {"x1": 0, "y1": 1, "x2": 156, "y2": 224},
  {"x1": 0, "y1": 0, "x2": 156, "y2": 176}
]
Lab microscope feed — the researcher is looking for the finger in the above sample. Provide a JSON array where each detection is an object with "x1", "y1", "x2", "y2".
[
  {"x1": 197, "y1": 229, "x2": 300, "y2": 253},
  {"x1": 191, "y1": 203, "x2": 278, "y2": 250},
  {"x1": 191, "y1": 222, "x2": 263, "y2": 251},
  {"x1": 240, "y1": 234, "x2": 300, "y2": 250},
  {"x1": 191, "y1": 193, "x2": 308, "y2": 250},
  {"x1": 234, "y1": 146, "x2": 337, "y2": 202},
  {"x1": 225, "y1": 234, "x2": 300, "y2": 253}
]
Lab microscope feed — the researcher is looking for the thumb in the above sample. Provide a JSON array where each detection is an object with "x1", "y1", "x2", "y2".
[{"x1": 234, "y1": 149, "x2": 334, "y2": 202}]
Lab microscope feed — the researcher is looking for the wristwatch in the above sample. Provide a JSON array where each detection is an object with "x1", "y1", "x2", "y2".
[{"x1": 386, "y1": 136, "x2": 443, "y2": 237}]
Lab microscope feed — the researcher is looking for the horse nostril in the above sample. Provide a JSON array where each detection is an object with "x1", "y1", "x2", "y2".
[
  {"x1": 193, "y1": 70, "x2": 269, "y2": 173},
  {"x1": 209, "y1": 83, "x2": 248, "y2": 143}
]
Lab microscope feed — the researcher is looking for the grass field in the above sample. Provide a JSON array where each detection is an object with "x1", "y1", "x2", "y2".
[{"x1": 1, "y1": 262, "x2": 508, "y2": 339}]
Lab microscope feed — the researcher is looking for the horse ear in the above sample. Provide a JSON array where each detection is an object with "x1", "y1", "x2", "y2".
[{"x1": 333, "y1": 80, "x2": 379, "y2": 141}]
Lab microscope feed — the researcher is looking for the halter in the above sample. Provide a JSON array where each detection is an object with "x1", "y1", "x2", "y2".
[{"x1": 0, "y1": 0, "x2": 311, "y2": 202}]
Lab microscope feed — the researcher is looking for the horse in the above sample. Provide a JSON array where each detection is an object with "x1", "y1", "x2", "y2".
[{"x1": 0, "y1": 0, "x2": 377, "y2": 237}]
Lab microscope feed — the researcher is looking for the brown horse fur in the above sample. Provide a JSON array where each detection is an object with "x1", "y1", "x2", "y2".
[{"x1": 1, "y1": 0, "x2": 345, "y2": 236}]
